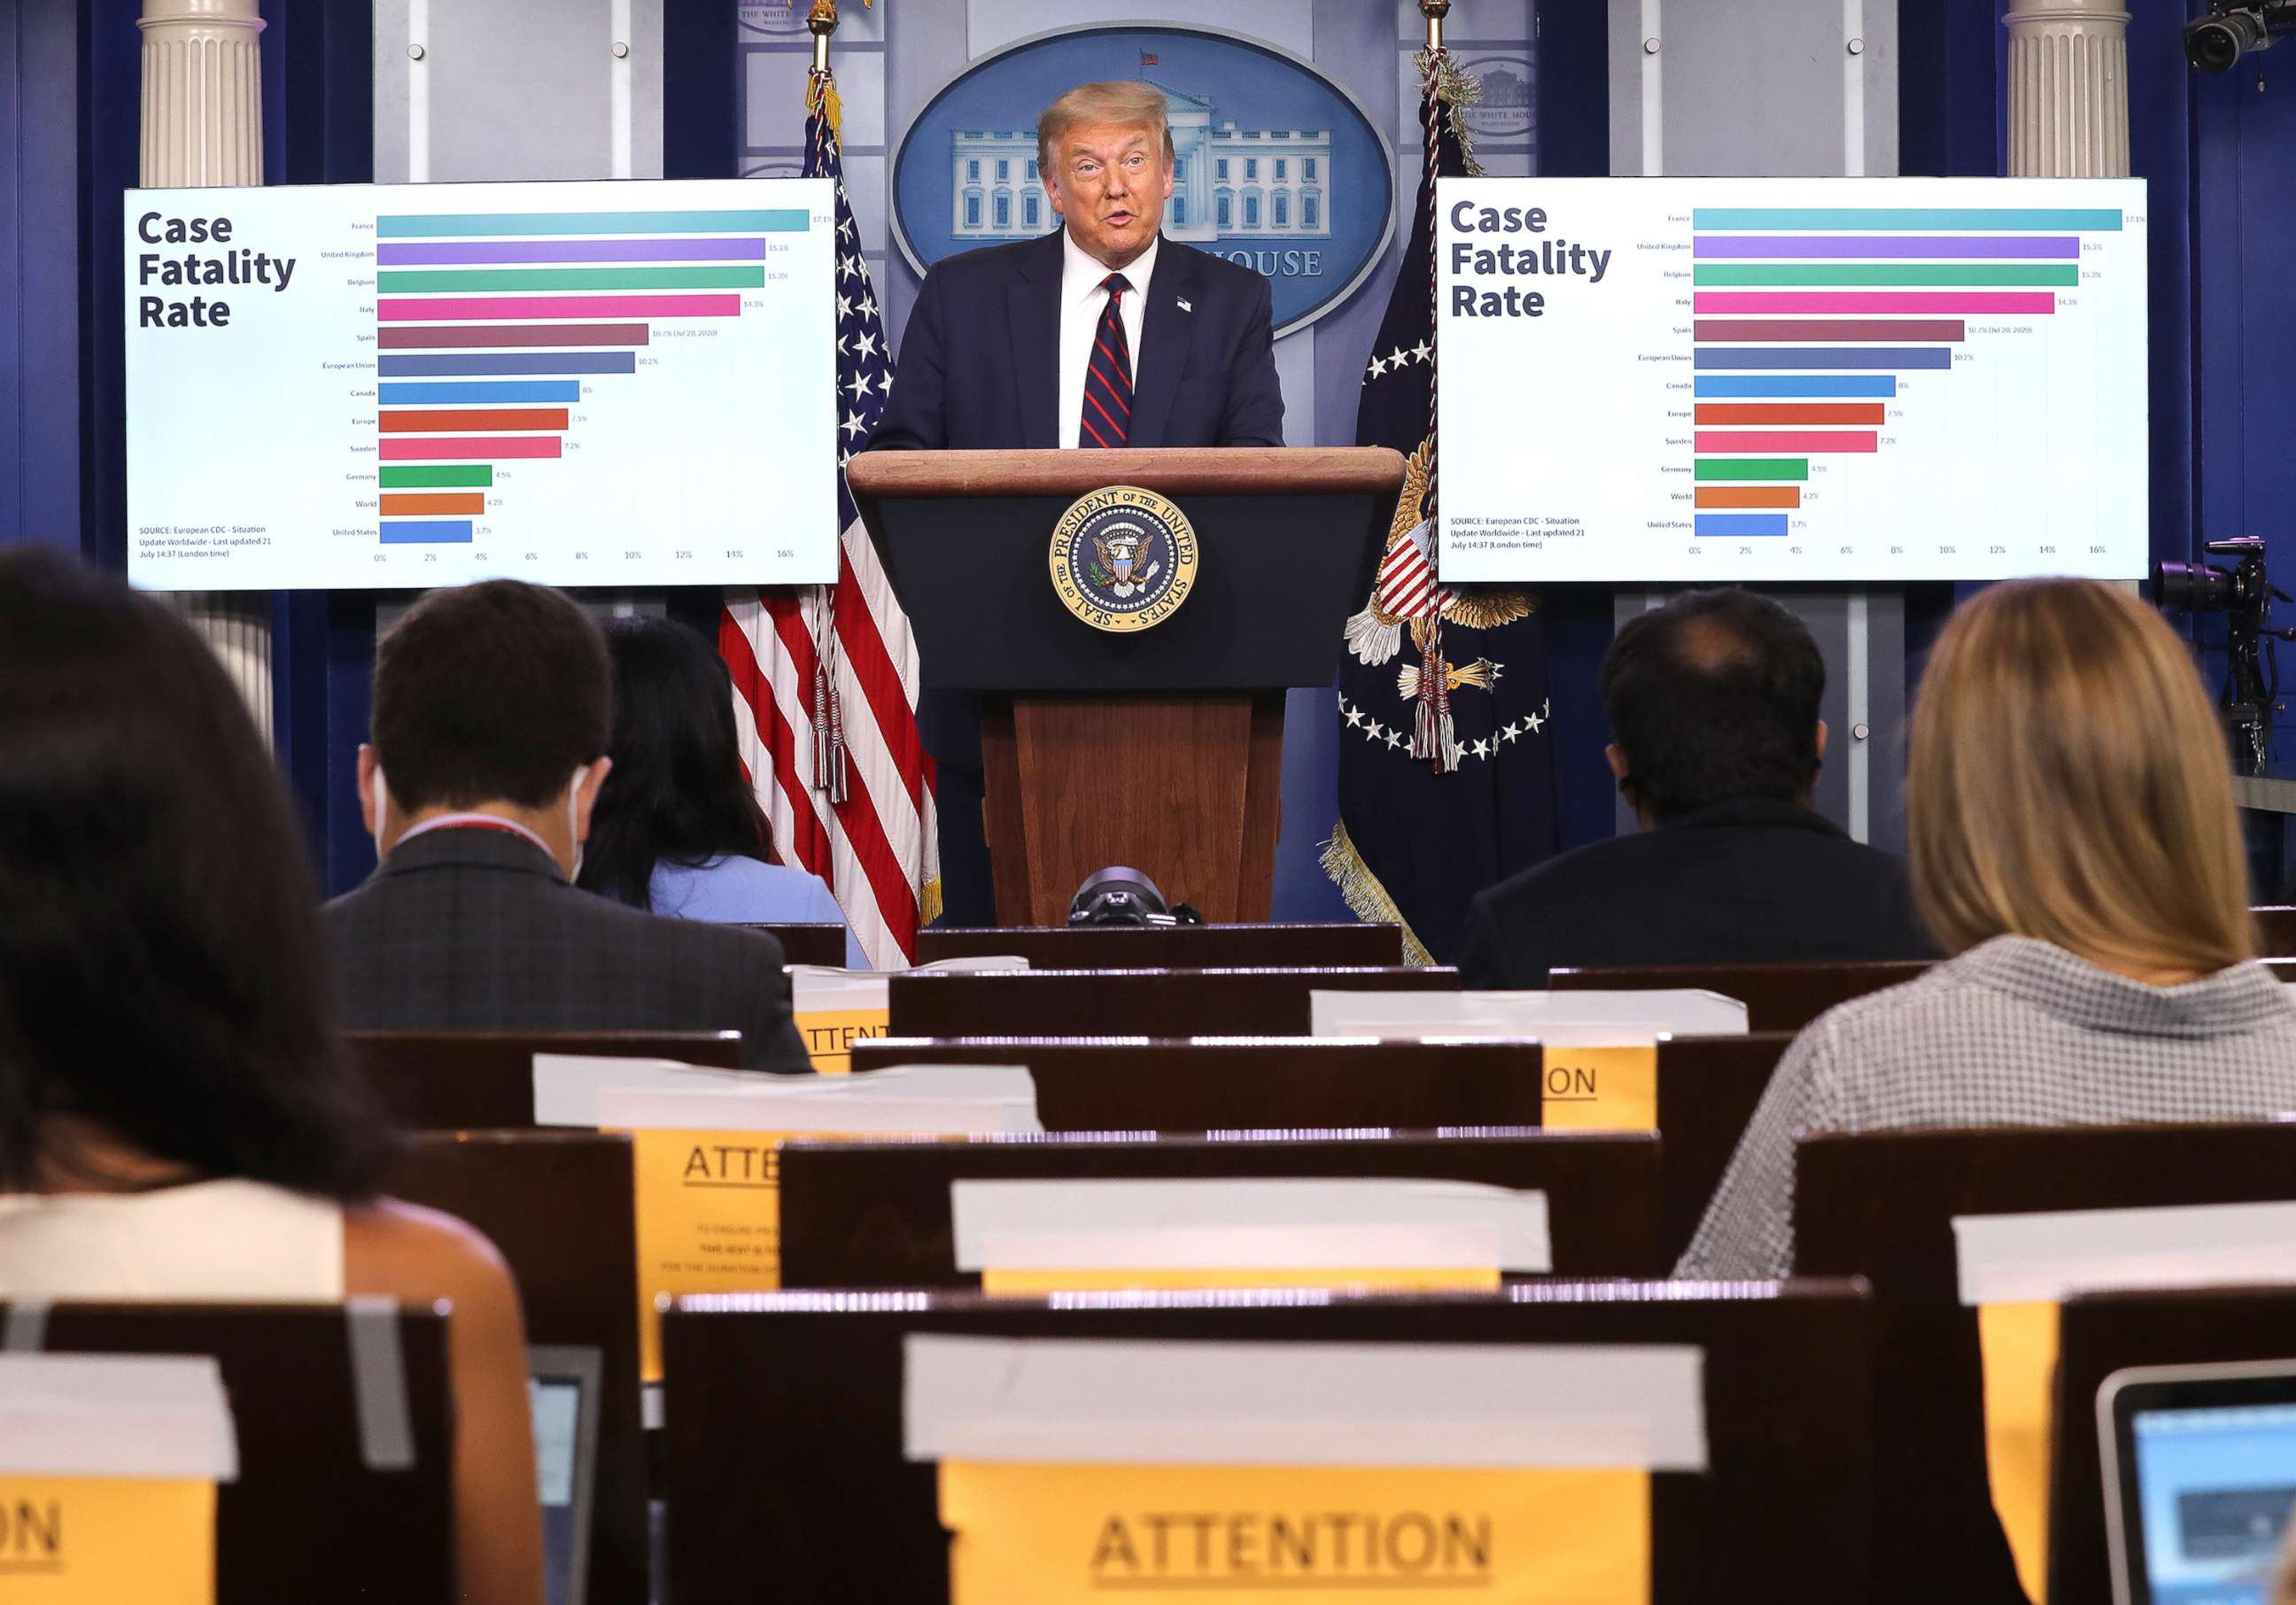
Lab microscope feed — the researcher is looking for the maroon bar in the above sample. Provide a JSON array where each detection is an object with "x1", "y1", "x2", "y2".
[
  {"x1": 376, "y1": 322, "x2": 652, "y2": 350},
  {"x1": 1694, "y1": 319, "x2": 1965, "y2": 344}
]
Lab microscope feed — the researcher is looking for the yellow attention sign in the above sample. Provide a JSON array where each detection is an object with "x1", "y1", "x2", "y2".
[
  {"x1": 793, "y1": 1007, "x2": 888, "y2": 1074},
  {"x1": 979, "y1": 1267, "x2": 1501, "y2": 1298},
  {"x1": 1976, "y1": 1299, "x2": 2061, "y2": 1603},
  {"x1": 1538, "y1": 1044, "x2": 1658, "y2": 1132},
  {"x1": 0, "y1": 1477, "x2": 217, "y2": 1605},
  {"x1": 624, "y1": 1126, "x2": 802, "y2": 1382},
  {"x1": 939, "y1": 1461, "x2": 1648, "y2": 1605}
]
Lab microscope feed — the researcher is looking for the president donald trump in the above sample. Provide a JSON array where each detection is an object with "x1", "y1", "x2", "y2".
[
  {"x1": 873, "y1": 79, "x2": 1286, "y2": 453},
  {"x1": 873, "y1": 79, "x2": 1285, "y2": 921}
]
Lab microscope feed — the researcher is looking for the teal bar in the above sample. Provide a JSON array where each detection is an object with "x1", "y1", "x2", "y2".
[
  {"x1": 1693, "y1": 206, "x2": 2122, "y2": 232},
  {"x1": 376, "y1": 209, "x2": 810, "y2": 237}
]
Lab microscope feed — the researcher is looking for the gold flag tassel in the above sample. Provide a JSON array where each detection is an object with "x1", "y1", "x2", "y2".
[{"x1": 1318, "y1": 822, "x2": 1437, "y2": 966}]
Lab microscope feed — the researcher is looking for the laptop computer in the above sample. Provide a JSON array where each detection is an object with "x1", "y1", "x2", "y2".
[
  {"x1": 529, "y1": 1345, "x2": 602, "y2": 1605},
  {"x1": 2099, "y1": 1360, "x2": 2296, "y2": 1605}
]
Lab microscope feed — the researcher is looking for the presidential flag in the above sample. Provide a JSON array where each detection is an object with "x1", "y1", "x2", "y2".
[
  {"x1": 1323, "y1": 50, "x2": 1556, "y2": 965},
  {"x1": 719, "y1": 66, "x2": 941, "y2": 968}
]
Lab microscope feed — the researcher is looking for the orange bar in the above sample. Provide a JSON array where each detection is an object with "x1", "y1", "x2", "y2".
[
  {"x1": 377, "y1": 407, "x2": 570, "y2": 433},
  {"x1": 379, "y1": 492, "x2": 486, "y2": 516},
  {"x1": 1695, "y1": 402, "x2": 1887, "y2": 425},
  {"x1": 1696, "y1": 485, "x2": 1803, "y2": 509}
]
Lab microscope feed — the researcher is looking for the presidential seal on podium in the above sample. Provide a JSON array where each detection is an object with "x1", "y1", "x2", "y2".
[{"x1": 1048, "y1": 485, "x2": 1199, "y2": 633}]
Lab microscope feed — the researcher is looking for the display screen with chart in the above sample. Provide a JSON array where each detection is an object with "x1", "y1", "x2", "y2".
[
  {"x1": 1434, "y1": 176, "x2": 2149, "y2": 585},
  {"x1": 126, "y1": 177, "x2": 838, "y2": 591}
]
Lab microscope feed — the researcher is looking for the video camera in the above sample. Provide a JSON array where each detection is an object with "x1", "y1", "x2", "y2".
[
  {"x1": 2184, "y1": 2, "x2": 2296, "y2": 74},
  {"x1": 2155, "y1": 536, "x2": 2294, "y2": 774}
]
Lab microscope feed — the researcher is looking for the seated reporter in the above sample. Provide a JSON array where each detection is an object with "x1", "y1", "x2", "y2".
[
  {"x1": 1679, "y1": 578, "x2": 2296, "y2": 1280},
  {"x1": 1457, "y1": 587, "x2": 1932, "y2": 987},
  {"x1": 578, "y1": 617, "x2": 865, "y2": 968},
  {"x1": 0, "y1": 549, "x2": 542, "y2": 1605},
  {"x1": 325, "y1": 580, "x2": 809, "y2": 1071}
]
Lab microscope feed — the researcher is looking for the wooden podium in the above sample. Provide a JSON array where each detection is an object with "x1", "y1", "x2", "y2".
[{"x1": 846, "y1": 447, "x2": 1402, "y2": 925}]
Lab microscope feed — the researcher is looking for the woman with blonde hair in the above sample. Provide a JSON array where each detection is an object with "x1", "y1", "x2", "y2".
[{"x1": 1679, "y1": 577, "x2": 2296, "y2": 1279}]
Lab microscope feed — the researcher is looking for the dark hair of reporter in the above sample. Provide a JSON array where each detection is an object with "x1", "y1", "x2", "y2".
[
  {"x1": 372, "y1": 578, "x2": 612, "y2": 810},
  {"x1": 578, "y1": 616, "x2": 775, "y2": 911},
  {"x1": 0, "y1": 547, "x2": 391, "y2": 1198},
  {"x1": 1598, "y1": 587, "x2": 1824, "y2": 823}
]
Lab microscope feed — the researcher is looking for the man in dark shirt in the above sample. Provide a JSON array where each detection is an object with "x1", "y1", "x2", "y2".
[
  {"x1": 323, "y1": 579, "x2": 810, "y2": 1071},
  {"x1": 1458, "y1": 588, "x2": 1935, "y2": 988}
]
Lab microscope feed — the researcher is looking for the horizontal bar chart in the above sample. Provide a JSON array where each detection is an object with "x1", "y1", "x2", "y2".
[
  {"x1": 379, "y1": 521, "x2": 476, "y2": 544},
  {"x1": 1695, "y1": 486, "x2": 1801, "y2": 508},
  {"x1": 1693, "y1": 235, "x2": 2081, "y2": 259},
  {"x1": 1694, "y1": 513, "x2": 1790, "y2": 536},
  {"x1": 379, "y1": 492, "x2": 485, "y2": 516},
  {"x1": 378, "y1": 436, "x2": 563, "y2": 461},
  {"x1": 378, "y1": 407, "x2": 570, "y2": 434},
  {"x1": 1695, "y1": 263, "x2": 2077, "y2": 287},
  {"x1": 377, "y1": 352, "x2": 638, "y2": 377},
  {"x1": 376, "y1": 266, "x2": 766, "y2": 293},
  {"x1": 379, "y1": 322, "x2": 649, "y2": 350},
  {"x1": 1691, "y1": 206, "x2": 2123, "y2": 231},
  {"x1": 1696, "y1": 431, "x2": 1878, "y2": 453},
  {"x1": 376, "y1": 237, "x2": 770, "y2": 265},
  {"x1": 377, "y1": 209, "x2": 808, "y2": 237},
  {"x1": 378, "y1": 380, "x2": 581, "y2": 405},
  {"x1": 1696, "y1": 347, "x2": 1952, "y2": 370},
  {"x1": 379, "y1": 464, "x2": 493, "y2": 489},
  {"x1": 1695, "y1": 376, "x2": 1895, "y2": 398},
  {"x1": 1696, "y1": 319, "x2": 1962, "y2": 344},
  {"x1": 1694, "y1": 291, "x2": 2055, "y2": 315},
  {"x1": 1695, "y1": 458, "x2": 1809, "y2": 481},
  {"x1": 377, "y1": 294, "x2": 740, "y2": 322},
  {"x1": 1695, "y1": 403, "x2": 1885, "y2": 425}
]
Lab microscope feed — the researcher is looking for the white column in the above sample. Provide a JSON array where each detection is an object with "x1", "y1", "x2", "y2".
[
  {"x1": 139, "y1": 0, "x2": 275, "y2": 741},
  {"x1": 2004, "y1": 0, "x2": 2131, "y2": 177}
]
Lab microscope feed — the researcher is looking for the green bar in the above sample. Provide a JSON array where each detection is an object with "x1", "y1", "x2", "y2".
[
  {"x1": 376, "y1": 265, "x2": 767, "y2": 292},
  {"x1": 376, "y1": 209, "x2": 808, "y2": 237},
  {"x1": 1694, "y1": 262, "x2": 2080, "y2": 287},
  {"x1": 1693, "y1": 206, "x2": 2121, "y2": 231},
  {"x1": 380, "y1": 464, "x2": 494, "y2": 489},
  {"x1": 1695, "y1": 458, "x2": 1810, "y2": 482}
]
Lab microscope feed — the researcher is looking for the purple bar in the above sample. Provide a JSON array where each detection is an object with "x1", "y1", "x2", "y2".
[
  {"x1": 1694, "y1": 235, "x2": 2080, "y2": 260},
  {"x1": 375, "y1": 237, "x2": 771, "y2": 265}
]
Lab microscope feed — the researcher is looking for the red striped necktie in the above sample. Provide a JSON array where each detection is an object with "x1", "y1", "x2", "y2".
[{"x1": 1079, "y1": 272, "x2": 1134, "y2": 449}]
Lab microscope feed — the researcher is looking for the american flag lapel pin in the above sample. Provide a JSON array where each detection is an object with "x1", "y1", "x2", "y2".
[{"x1": 1176, "y1": 296, "x2": 1192, "y2": 313}]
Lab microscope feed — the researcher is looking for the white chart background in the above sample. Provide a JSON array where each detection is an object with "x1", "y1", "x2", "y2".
[
  {"x1": 1435, "y1": 176, "x2": 2150, "y2": 585},
  {"x1": 126, "y1": 177, "x2": 837, "y2": 591}
]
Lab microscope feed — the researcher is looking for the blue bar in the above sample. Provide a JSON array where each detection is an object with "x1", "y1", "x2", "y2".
[
  {"x1": 1692, "y1": 207, "x2": 2122, "y2": 231},
  {"x1": 377, "y1": 352, "x2": 637, "y2": 377},
  {"x1": 1695, "y1": 514, "x2": 1791, "y2": 538},
  {"x1": 1696, "y1": 375, "x2": 1897, "y2": 398},
  {"x1": 379, "y1": 380, "x2": 582, "y2": 404},
  {"x1": 1696, "y1": 346, "x2": 1953, "y2": 370},
  {"x1": 380, "y1": 521, "x2": 476, "y2": 545},
  {"x1": 377, "y1": 209, "x2": 810, "y2": 237}
]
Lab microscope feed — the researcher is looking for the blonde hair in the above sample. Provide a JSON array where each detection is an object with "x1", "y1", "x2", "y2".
[
  {"x1": 1908, "y1": 578, "x2": 2252, "y2": 973},
  {"x1": 1036, "y1": 81, "x2": 1175, "y2": 176}
]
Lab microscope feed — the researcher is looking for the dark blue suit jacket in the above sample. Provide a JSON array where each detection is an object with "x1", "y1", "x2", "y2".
[{"x1": 872, "y1": 229, "x2": 1285, "y2": 450}]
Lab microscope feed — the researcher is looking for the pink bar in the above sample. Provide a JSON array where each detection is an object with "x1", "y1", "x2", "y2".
[
  {"x1": 1692, "y1": 291, "x2": 2056, "y2": 314},
  {"x1": 376, "y1": 294, "x2": 741, "y2": 322},
  {"x1": 1696, "y1": 431, "x2": 1879, "y2": 454},
  {"x1": 377, "y1": 436, "x2": 564, "y2": 461}
]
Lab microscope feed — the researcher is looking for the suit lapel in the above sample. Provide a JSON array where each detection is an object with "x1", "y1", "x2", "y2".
[
  {"x1": 1010, "y1": 231, "x2": 1064, "y2": 449},
  {"x1": 1127, "y1": 240, "x2": 1198, "y2": 449}
]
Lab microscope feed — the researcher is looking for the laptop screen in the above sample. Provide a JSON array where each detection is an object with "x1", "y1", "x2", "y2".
[
  {"x1": 2129, "y1": 1401, "x2": 2296, "y2": 1605},
  {"x1": 528, "y1": 1345, "x2": 601, "y2": 1605}
]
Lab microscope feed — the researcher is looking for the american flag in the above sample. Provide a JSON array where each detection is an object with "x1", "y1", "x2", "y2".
[{"x1": 719, "y1": 67, "x2": 940, "y2": 967}]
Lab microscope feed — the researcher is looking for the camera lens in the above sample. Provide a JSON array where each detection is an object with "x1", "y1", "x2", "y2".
[
  {"x1": 2156, "y1": 560, "x2": 2236, "y2": 613},
  {"x1": 2187, "y1": 12, "x2": 2267, "y2": 73}
]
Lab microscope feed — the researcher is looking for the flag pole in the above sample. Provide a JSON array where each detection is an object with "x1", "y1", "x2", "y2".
[
  {"x1": 808, "y1": 0, "x2": 836, "y2": 74},
  {"x1": 1422, "y1": 0, "x2": 1450, "y2": 52}
]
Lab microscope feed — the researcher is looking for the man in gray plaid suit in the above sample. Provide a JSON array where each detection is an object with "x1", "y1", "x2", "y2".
[{"x1": 323, "y1": 580, "x2": 809, "y2": 1073}]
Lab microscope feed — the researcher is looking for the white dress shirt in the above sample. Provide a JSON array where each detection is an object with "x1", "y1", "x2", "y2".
[{"x1": 1058, "y1": 226, "x2": 1160, "y2": 450}]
